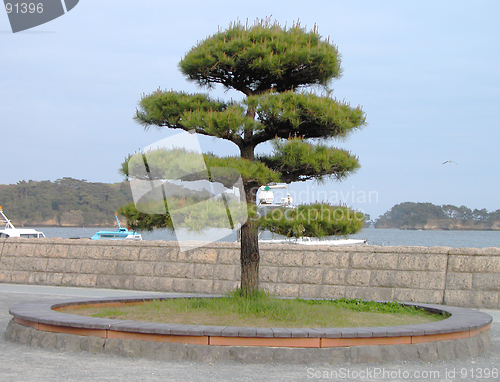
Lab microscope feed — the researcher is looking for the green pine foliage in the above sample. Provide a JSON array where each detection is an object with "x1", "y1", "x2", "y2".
[
  {"x1": 122, "y1": 149, "x2": 280, "y2": 187},
  {"x1": 118, "y1": 202, "x2": 173, "y2": 231},
  {"x1": 246, "y1": 91, "x2": 365, "y2": 139},
  {"x1": 179, "y1": 19, "x2": 342, "y2": 94},
  {"x1": 258, "y1": 137, "x2": 360, "y2": 183},
  {"x1": 258, "y1": 203, "x2": 365, "y2": 238}
]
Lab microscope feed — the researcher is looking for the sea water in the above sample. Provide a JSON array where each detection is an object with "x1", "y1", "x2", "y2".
[{"x1": 32, "y1": 227, "x2": 499, "y2": 249}]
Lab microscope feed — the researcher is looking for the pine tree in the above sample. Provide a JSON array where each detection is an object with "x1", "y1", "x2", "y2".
[{"x1": 120, "y1": 19, "x2": 366, "y2": 295}]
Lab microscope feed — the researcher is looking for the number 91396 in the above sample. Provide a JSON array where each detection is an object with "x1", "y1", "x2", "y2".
[{"x1": 5, "y1": 3, "x2": 44, "y2": 14}]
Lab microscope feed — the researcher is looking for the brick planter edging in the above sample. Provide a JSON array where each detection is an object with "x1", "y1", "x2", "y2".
[{"x1": 5, "y1": 295, "x2": 492, "y2": 364}]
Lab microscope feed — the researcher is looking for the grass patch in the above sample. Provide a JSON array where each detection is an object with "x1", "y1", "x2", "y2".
[
  {"x1": 59, "y1": 291, "x2": 447, "y2": 328},
  {"x1": 88, "y1": 307, "x2": 125, "y2": 319}
]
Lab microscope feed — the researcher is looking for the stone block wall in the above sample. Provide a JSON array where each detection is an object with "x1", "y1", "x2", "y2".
[
  {"x1": 444, "y1": 247, "x2": 500, "y2": 308},
  {"x1": 0, "y1": 238, "x2": 499, "y2": 308}
]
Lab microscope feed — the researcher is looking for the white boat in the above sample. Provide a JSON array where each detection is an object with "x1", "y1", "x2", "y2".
[
  {"x1": 255, "y1": 185, "x2": 367, "y2": 246},
  {"x1": 259, "y1": 235, "x2": 367, "y2": 246},
  {"x1": 0, "y1": 206, "x2": 46, "y2": 238}
]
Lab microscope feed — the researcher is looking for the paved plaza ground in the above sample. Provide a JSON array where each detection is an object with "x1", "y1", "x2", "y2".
[{"x1": 0, "y1": 284, "x2": 499, "y2": 382}]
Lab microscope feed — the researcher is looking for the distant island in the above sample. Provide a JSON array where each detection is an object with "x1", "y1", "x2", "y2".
[
  {"x1": 375, "y1": 202, "x2": 500, "y2": 231},
  {"x1": 0, "y1": 178, "x2": 133, "y2": 227}
]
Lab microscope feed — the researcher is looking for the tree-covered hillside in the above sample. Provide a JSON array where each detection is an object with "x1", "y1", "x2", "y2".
[
  {"x1": 0, "y1": 178, "x2": 133, "y2": 226},
  {"x1": 375, "y1": 202, "x2": 500, "y2": 230}
]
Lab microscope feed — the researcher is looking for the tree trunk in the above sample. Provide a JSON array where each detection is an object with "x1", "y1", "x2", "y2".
[
  {"x1": 239, "y1": 164, "x2": 259, "y2": 295},
  {"x1": 240, "y1": 218, "x2": 259, "y2": 295},
  {"x1": 240, "y1": 144, "x2": 254, "y2": 161},
  {"x1": 239, "y1": 108, "x2": 259, "y2": 296}
]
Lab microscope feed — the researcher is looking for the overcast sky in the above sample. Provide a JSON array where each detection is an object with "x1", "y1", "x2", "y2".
[{"x1": 1, "y1": 0, "x2": 499, "y2": 219}]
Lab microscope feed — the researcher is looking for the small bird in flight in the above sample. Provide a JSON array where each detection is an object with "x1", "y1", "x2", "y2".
[{"x1": 442, "y1": 160, "x2": 458, "y2": 165}]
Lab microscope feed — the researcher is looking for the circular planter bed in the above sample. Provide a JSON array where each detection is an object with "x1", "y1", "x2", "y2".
[{"x1": 6, "y1": 294, "x2": 492, "y2": 364}]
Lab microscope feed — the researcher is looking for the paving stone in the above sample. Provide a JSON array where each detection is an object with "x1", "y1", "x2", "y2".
[
  {"x1": 55, "y1": 332, "x2": 83, "y2": 352},
  {"x1": 201, "y1": 325, "x2": 227, "y2": 336},
  {"x1": 435, "y1": 340, "x2": 456, "y2": 361},
  {"x1": 238, "y1": 327, "x2": 257, "y2": 337},
  {"x1": 270, "y1": 327, "x2": 291, "y2": 338},
  {"x1": 318, "y1": 328, "x2": 342, "y2": 338},
  {"x1": 380, "y1": 343, "x2": 419, "y2": 362},
  {"x1": 287, "y1": 328, "x2": 309, "y2": 338},
  {"x1": 186, "y1": 343, "x2": 231, "y2": 362},
  {"x1": 220, "y1": 326, "x2": 242, "y2": 337},
  {"x1": 228, "y1": 346, "x2": 276, "y2": 364},
  {"x1": 254, "y1": 327, "x2": 274, "y2": 338},
  {"x1": 349, "y1": 345, "x2": 384, "y2": 363},
  {"x1": 416, "y1": 341, "x2": 439, "y2": 362}
]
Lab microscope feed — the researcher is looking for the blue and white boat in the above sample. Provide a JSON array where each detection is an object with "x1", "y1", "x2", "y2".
[{"x1": 91, "y1": 214, "x2": 142, "y2": 241}]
